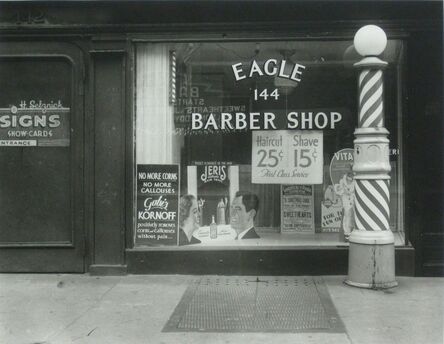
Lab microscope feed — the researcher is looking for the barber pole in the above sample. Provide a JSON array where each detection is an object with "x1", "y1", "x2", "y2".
[
  {"x1": 358, "y1": 69, "x2": 384, "y2": 128},
  {"x1": 354, "y1": 179, "x2": 390, "y2": 231},
  {"x1": 346, "y1": 25, "x2": 397, "y2": 289},
  {"x1": 169, "y1": 50, "x2": 176, "y2": 104}
]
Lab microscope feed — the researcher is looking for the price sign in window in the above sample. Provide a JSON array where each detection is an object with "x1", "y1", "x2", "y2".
[{"x1": 252, "y1": 130, "x2": 323, "y2": 184}]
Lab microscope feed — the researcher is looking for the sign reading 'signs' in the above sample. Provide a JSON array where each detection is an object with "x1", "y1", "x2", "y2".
[{"x1": 0, "y1": 100, "x2": 70, "y2": 147}]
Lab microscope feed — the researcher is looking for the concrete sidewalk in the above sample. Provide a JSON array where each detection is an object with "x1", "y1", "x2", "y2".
[{"x1": 0, "y1": 274, "x2": 443, "y2": 344}]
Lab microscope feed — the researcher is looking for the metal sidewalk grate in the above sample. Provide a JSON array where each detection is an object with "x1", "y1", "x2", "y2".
[{"x1": 163, "y1": 276, "x2": 345, "y2": 333}]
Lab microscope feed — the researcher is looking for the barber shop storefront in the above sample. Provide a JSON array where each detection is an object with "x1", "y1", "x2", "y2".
[{"x1": 0, "y1": 1, "x2": 442, "y2": 276}]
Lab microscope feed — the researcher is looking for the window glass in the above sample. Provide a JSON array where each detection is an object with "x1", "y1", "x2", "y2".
[
  {"x1": 134, "y1": 40, "x2": 404, "y2": 248},
  {"x1": 0, "y1": 57, "x2": 72, "y2": 243}
]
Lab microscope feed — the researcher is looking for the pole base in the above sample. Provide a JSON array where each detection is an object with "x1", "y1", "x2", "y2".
[
  {"x1": 344, "y1": 279, "x2": 398, "y2": 289},
  {"x1": 346, "y1": 230, "x2": 397, "y2": 289}
]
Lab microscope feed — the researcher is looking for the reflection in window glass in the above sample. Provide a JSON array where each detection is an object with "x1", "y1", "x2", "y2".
[{"x1": 134, "y1": 40, "x2": 404, "y2": 248}]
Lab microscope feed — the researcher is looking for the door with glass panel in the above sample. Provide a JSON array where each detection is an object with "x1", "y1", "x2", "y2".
[{"x1": 0, "y1": 42, "x2": 85, "y2": 272}]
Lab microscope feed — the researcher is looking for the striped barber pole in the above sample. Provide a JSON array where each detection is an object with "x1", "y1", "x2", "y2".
[
  {"x1": 169, "y1": 50, "x2": 176, "y2": 104},
  {"x1": 358, "y1": 69, "x2": 384, "y2": 128},
  {"x1": 354, "y1": 179, "x2": 390, "y2": 231}
]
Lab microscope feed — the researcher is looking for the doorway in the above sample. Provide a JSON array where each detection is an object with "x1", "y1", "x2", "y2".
[{"x1": 0, "y1": 42, "x2": 85, "y2": 272}]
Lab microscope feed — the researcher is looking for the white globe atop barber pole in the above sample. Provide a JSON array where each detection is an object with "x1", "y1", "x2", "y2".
[{"x1": 353, "y1": 25, "x2": 387, "y2": 57}]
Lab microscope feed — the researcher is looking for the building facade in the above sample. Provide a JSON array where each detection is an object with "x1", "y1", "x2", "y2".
[{"x1": 0, "y1": 1, "x2": 442, "y2": 276}]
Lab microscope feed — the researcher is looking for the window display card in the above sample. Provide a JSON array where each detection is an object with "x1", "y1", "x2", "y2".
[
  {"x1": 135, "y1": 164, "x2": 179, "y2": 246},
  {"x1": 321, "y1": 202, "x2": 343, "y2": 232},
  {"x1": 281, "y1": 185, "x2": 315, "y2": 234},
  {"x1": 252, "y1": 130, "x2": 323, "y2": 184}
]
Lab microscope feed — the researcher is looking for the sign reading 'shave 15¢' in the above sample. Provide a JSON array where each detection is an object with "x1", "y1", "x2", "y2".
[{"x1": 252, "y1": 130, "x2": 323, "y2": 185}]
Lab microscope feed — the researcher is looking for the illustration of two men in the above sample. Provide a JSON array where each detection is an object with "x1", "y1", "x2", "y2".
[{"x1": 178, "y1": 191, "x2": 260, "y2": 245}]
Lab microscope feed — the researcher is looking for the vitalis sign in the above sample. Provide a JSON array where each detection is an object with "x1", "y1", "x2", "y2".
[{"x1": 191, "y1": 58, "x2": 344, "y2": 131}]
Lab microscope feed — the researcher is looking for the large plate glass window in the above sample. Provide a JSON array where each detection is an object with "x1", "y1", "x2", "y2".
[{"x1": 134, "y1": 40, "x2": 404, "y2": 248}]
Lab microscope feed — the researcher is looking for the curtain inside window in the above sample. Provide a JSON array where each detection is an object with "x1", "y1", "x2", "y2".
[{"x1": 136, "y1": 44, "x2": 180, "y2": 164}]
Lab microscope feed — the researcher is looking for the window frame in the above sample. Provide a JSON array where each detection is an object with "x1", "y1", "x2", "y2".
[{"x1": 128, "y1": 30, "x2": 408, "y2": 250}]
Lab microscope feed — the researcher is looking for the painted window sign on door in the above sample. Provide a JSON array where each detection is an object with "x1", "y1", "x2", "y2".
[{"x1": 0, "y1": 100, "x2": 70, "y2": 147}]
